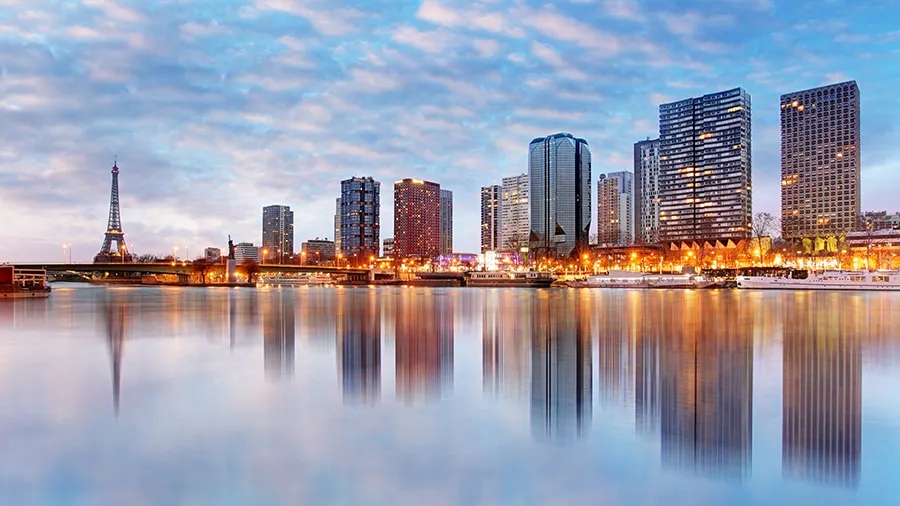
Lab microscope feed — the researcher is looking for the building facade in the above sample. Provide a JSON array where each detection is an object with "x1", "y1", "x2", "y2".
[
  {"x1": 863, "y1": 211, "x2": 900, "y2": 231},
  {"x1": 501, "y1": 174, "x2": 530, "y2": 252},
  {"x1": 480, "y1": 185, "x2": 501, "y2": 253},
  {"x1": 382, "y1": 237, "x2": 394, "y2": 258},
  {"x1": 529, "y1": 133, "x2": 591, "y2": 258},
  {"x1": 301, "y1": 238, "x2": 336, "y2": 264},
  {"x1": 204, "y1": 247, "x2": 222, "y2": 262},
  {"x1": 334, "y1": 198, "x2": 341, "y2": 256},
  {"x1": 440, "y1": 189, "x2": 453, "y2": 255},
  {"x1": 659, "y1": 88, "x2": 752, "y2": 245},
  {"x1": 596, "y1": 171, "x2": 634, "y2": 246},
  {"x1": 781, "y1": 81, "x2": 860, "y2": 240},
  {"x1": 634, "y1": 138, "x2": 661, "y2": 244},
  {"x1": 340, "y1": 177, "x2": 381, "y2": 259},
  {"x1": 394, "y1": 179, "x2": 441, "y2": 258},
  {"x1": 234, "y1": 242, "x2": 260, "y2": 264},
  {"x1": 262, "y1": 205, "x2": 294, "y2": 262}
]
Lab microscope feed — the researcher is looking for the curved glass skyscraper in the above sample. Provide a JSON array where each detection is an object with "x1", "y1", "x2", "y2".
[{"x1": 528, "y1": 133, "x2": 591, "y2": 259}]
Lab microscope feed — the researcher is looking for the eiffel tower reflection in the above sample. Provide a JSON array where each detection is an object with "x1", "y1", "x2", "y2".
[{"x1": 102, "y1": 293, "x2": 127, "y2": 416}]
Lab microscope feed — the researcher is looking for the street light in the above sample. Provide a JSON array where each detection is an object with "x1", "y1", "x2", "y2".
[{"x1": 262, "y1": 249, "x2": 268, "y2": 264}]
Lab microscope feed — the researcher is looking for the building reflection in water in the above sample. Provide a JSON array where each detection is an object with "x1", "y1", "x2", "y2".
[
  {"x1": 99, "y1": 292, "x2": 127, "y2": 416},
  {"x1": 659, "y1": 292, "x2": 753, "y2": 480},
  {"x1": 336, "y1": 289, "x2": 381, "y2": 405},
  {"x1": 783, "y1": 295, "x2": 861, "y2": 488},
  {"x1": 395, "y1": 290, "x2": 454, "y2": 403},
  {"x1": 262, "y1": 290, "x2": 295, "y2": 381},
  {"x1": 595, "y1": 292, "x2": 637, "y2": 408},
  {"x1": 482, "y1": 291, "x2": 531, "y2": 402},
  {"x1": 531, "y1": 293, "x2": 592, "y2": 444},
  {"x1": 635, "y1": 295, "x2": 661, "y2": 435}
]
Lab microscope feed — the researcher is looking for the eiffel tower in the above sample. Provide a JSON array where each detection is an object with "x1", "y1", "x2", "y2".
[{"x1": 94, "y1": 158, "x2": 133, "y2": 263}]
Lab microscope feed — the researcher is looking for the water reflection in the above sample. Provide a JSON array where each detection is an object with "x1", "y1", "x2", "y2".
[
  {"x1": 783, "y1": 295, "x2": 862, "y2": 488},
  {"x1": 101, "y1": 293, "x2": 127, "y2": 415},
  {"x1": 530, "y1": 293, "x2": 592, "y2": 444},
  {"x1": 395, "y1": 291, "x2": 454, "y2": 403},
  {"x1": 337, "y1": 289, "x2": 381, "y2": 405},
  {"x1": 659, "y1": 293, "x2": 754, "y2": 480},
  {"x1": 482, "y1": 292, "x2": 531, "y2": 402},
  {"x1": 262, "y1": 291, "x2": 295, "y2": 381}
]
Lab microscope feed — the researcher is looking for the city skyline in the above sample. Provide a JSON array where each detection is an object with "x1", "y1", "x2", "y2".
[{"x1": 2, "y1": 0, "x2": 899, "y2": 261}]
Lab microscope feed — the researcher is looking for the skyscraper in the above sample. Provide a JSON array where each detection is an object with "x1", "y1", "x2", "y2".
[
  {"x1": 393, "y1": 178, "x2": 441, "y2": 259},
  {"x1": 597, "y1": 171, "x2": 634, "y2": 246},
  {"x1": 501, "y1": 174, "x2": 530, "y2": 252},
  {"x1": 659, "y1": 88, "x2": 752, "y2": 246},
  {"x1": 440, "y1": 189, "x2": 453, "y2": 255},
  {"x1": 480, "y1": 185, "x2": 501, "y2": 253},
  {"x1": 529, "y1": 133, "x2": 591, "y2": 258},
  {"x1": 780, "y1": 81, "x2": 860, "y2": 240},
  {"x1": 340, "y1": 176, "x2": 381, "y2": 259},
  {"x1": 634, "y1": 138, "x2": 661, "y2": 244},
  {"x1": 262, "y1": 205, "x2": 294, "y2": 262}
]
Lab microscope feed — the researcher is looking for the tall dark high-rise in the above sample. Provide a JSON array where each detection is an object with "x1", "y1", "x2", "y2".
[
  {"x1": 480, "y1": 185, "x2": 501, "y2": 253},
  {"x1": 659, "y1": 88, "x2": 752, "y2": 246},
  {"x1": 529, "y1": 133, "x2": 591, "y2": 258},
  {"x1": 634, "y1": 138, "x2": 661, "y2": 244},
  {"x1": 340, "y1": 176, "x2": 381, "y2": 259},
  {"x1": 393, "y1": 178, "x2": 441, "y2": 259},
  {"x1": 440, "y1": 189, "x2": 453, "y2": 255},
  {"x1": 780, "y1": 81, "x2": 860, "y2": 240},
  {"x1": 261, "y1": 205, "x2": 294, "y2": 263}
]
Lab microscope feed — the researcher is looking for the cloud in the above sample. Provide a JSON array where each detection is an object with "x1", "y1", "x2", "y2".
[
  {"x1": 254, "y1": 0, "x2": 364, "y2": 35},
  {"x1": 392, "y1": 25, "x2": 457, "y2": 54}
]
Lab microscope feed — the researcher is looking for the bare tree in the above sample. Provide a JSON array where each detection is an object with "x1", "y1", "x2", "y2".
[
  {"x1": 192, "y1": 258, "x2": 213, "y2": 284},
  {"x1": 751, "y1": 212, "x2": 780, "y2": 266},
  {"x1": 239, "y1": 259, "x2": 260, "y2": 283},
  {"x1": 856, "y1": 213, "x2": 878, "y2": 270}
]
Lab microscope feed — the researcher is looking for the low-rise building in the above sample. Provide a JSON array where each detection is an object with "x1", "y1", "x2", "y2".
[
  {"x1": 204, "y1": 247, "x2": 222, "y2": 262},
  {"x1": 301, "y1": 238, "x2": 336, "y2": 264},
  {"x1": 235, "y1": 242, "x2": 260, "y2": 264}
]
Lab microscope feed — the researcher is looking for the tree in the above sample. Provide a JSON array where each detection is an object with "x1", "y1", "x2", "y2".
[
  {"x1": 751, "y1": 212, "x2": 780, "y2": 266},
  {"x1": 192, "y1": 258, "x2": 213, "y2": 284},
  {"x1": 856, "y1": 213, "x2": 878, "y2": 270},
  {"x1": 239, "y1": 259, "x2": 260, "y2": 283},
  {"x1": 135, "y1": 254, "x2": 162, "y2": 263}
]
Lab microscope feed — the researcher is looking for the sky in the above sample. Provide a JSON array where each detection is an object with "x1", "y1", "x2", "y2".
[{"x1": 1, "y1": 0, "x2": 898, "y2": 262}]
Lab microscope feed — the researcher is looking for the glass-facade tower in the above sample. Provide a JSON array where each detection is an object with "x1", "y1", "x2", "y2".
[
  {"x1": 528, "y1": 133, "x2": 591, "y2": 258},
  {"x1": 262, "y1": 204, "x2": 294, "y2": 263}
]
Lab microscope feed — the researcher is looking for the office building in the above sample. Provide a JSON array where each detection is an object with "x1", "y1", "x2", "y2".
[
  {"x1": 440, "y1": 189, "x2": 453, "y2": 255},
  {"x1": 481, "y1": 185, "x2": 501, "y2": 253},
  {"x1": 781, "y1": 81, "x2": 860, "y2": 240},
  {"x1": 204, "y1": 247, "x2": 221, "y2": 262},
  {"x1": 301, "y1": 238, "x2": 336, "y2": 264},
  {"x1": 382, "y1": 237, "x2": 394, "y2": 258},
  {"x1": 340, "y1": 176, "x2": 381, "y2": 259},
  {"x1": 262, "y1": 204, "x2": 294, "y2": 262},
  {"x1": 597, "y1": 171, "x2": 634, "y2": 246},
  {"x1": 659, "y1": 88, "x2": 752, "y2": 245},
  {"x1": 234, "y1": 242, "x2": 260, "y2": 263},
  {"x1": 634, "y1": 138, "x2": 661, "y2": 244},
  {"x1": 334, "y1": 198, "x2": 341, "y2": 255},
  {"x1": 394, "y1": 178, "x2": 441, "y2": 258},
  {"x1": 863, "y1": 211, "x2": 900, "y2": 230},
  {"x1": 529, "y1": 133, "x2": 591, "y2": 258},
  {"x1": 501, "y1": 174, "x2": 530, "y2": 252}
]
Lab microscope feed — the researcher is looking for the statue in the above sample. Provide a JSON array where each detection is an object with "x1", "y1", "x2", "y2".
[{"x1": 228, "y1": 235, "x2": 235, "y2": 260}]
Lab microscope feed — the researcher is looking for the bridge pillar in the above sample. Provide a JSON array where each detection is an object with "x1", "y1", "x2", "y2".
[
  {"x1": 177, "y1": 273, "x2": 191, "y2": 284},
  {"x1": 368, "y1": 269, "x2": 375, "y2": 283}
]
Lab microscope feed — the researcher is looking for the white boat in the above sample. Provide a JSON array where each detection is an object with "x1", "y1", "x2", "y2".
[
  {"x1": 737, "y1": 270, "x2": 900, "y2": 291},
  {"x1": 570, "y1": 270, "x2": 718, "y2": 289},
  {"x1": 257, "y1": 273, "x2": 333, "y2": 288},
  {"x1": 466, "y1": 271, "x2": 555, "y2": 287},
  {"x1": 1, "y1": 266, "x2": 52, "y2": 299}
]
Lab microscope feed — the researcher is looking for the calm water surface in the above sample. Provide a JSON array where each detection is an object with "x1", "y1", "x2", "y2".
[{"x1": 2, "y1": 285, "x2": 900, "y2": 505}]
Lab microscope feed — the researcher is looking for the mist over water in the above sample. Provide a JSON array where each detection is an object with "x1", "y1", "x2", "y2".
[{"x1": 2, "y1": 285, "x2": 899, "y2": 505}]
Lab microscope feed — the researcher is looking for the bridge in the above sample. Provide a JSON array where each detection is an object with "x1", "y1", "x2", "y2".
[{"x1": 12, "y1": 263, "x2": 374, "y2": 283}]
